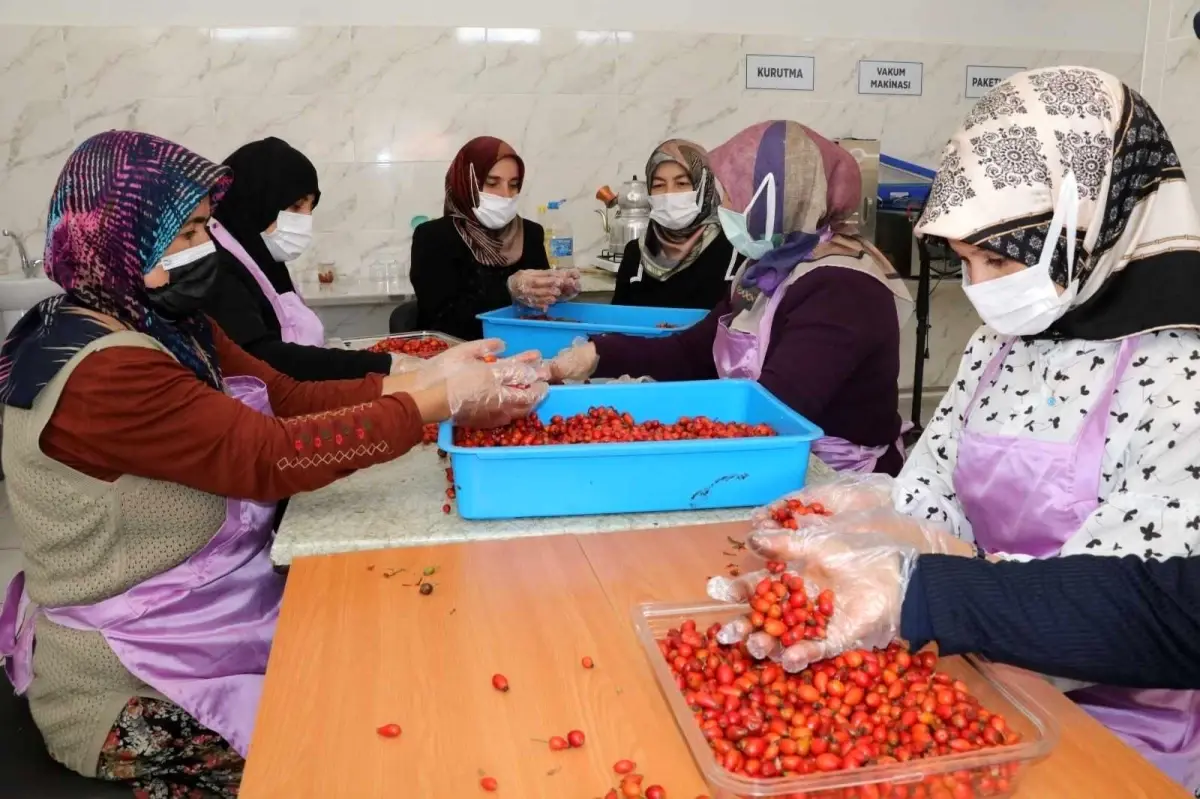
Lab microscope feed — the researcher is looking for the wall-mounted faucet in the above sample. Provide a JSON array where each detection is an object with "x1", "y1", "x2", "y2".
[{"x1": 2, "y1": 229, "x2": 43, "y2": 278}]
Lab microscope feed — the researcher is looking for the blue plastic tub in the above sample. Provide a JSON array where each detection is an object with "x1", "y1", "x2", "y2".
[
  {"x1": 436, "y1": 380, "x2": 823, "y2": 520},
  {"x1": 478, "y1": 302, "x2": 707, "y2": 358}
]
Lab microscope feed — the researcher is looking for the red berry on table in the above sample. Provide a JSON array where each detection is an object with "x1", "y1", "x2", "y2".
[
  {"x1": 612, "y1": 759, "x2": 636, "y2": 775},
  {"x1": 441, "y1": 503, "x2": 451, "y2": 514},
  {"x1": 566, "y1": 729, "x2": 585, "y2": 748},
  {"x1": 645, "y1": 786, "x2": 667, "y2": 799},
  {"x1": 491, "y1": 673, "x2": 509, "y2": 692},
  {"x1": 581, "y1": 656, "x2": 594, "y2": 669},
  {"x1": 375, "y1": 723, "x2": 401, "y2": 738},
  {"x1": 479, "y1": 775, "x2": 498, "y2": 791},
  {"x1": 548, "y1": 735, "x2": 569, "y2": 751}
]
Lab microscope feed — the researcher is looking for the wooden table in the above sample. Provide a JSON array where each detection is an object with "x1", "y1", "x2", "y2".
[{"x1": 242, "y1": 523, "x2": 1187, "y2": 799}]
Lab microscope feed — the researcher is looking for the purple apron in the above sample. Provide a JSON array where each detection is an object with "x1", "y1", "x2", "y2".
[
  {"x1": 712, "y1": 275, "x2": 901, "y2": 473},
  {"x1": 0, "y1": 375, "x2": 284, "y2": 757},
  {"x1": 209, "y1": 220, "x2": 326, "y2": 347},
  {"x1": 953, "y1": 337, "x2": 1200, "y2": 791}
]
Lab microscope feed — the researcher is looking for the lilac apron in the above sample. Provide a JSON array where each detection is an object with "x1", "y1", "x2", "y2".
[
  {"x1": 953, "y1": 337, "x2": 1200, "y2": 790},
  {"x1": 0, "y1": 375, "x2": 284, "y2": 757},
  {"x1": 712, "y1": 272, "x2": 901, "y2": 473},
  {"x1": 209, "y1": 219, "x2": 326, "y2": 347}
]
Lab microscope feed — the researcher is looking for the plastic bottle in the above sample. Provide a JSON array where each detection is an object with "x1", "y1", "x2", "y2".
[
  {"x1": 544, "y1": 199, "x2": 575, "y2": 270},
  {"x1": 537, "y1": 204, "x2": 552, "y2": 264}
]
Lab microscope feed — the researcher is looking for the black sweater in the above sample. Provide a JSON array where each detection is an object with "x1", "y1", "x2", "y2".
[
  {"x1": 201, "y1": 251, "x2": 391, "y2": 381},
  {"x1": 902, "y1": 554, "x2": 1200, "y2": 689},
  {"x1": 611, "y1": 235, "x2": 742, "y2": 310},
  {"x1": 411, "y1": 217, "x2": 550, "y2": 341}
]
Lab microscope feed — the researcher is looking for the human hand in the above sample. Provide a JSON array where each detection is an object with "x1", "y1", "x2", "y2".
[
  {"x1": 555, "y1": 268, "x2": 582, "y2": 302},
  {"x1": 706, "y1": 534, "x2": 918, "y2": 672},
  {"x1": 507, "y1": 270, "x2": 563, "y2": 310},
  {"x1": 547, "y1": 337, "x2": 599, "y2": 383},
  {"x1": 444, "y1": 360, "x2": 549, "y2": 428}
]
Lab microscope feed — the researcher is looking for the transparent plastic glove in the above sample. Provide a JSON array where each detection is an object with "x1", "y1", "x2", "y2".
[
  {"x1": 423, "y1": 338, "x2": 504, "y2": 373},
  {"x1": 507, "y1": 270, "x2": 563, "y2": 310},
  {"x1": 748, "y1": 474, "x2": 895, "y2": 533},
  {"x1": 556, "y1": 268, "x2": 583, "y2": 302},
  {"x1": 389, "y1": 353, "x2": 424, "y2": 375},
  {"x1": 748, "y1": 506, "x2": 974, "y2": 563},
  {"x1": 445, "y1": 360, "x2": 549, "y2": 428},
  {"x1": 707, "y1": 534, "x2": 918, "y2": 672},
  {"x1": 547, "y1": 337, "x2": 599, "y2": 383}
]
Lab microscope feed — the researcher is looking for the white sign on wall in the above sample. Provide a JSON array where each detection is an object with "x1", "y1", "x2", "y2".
[
  {"x1": 745, "y1": 54, "x2": 816, "y2": 91},
  {"x1": 965, "y1": 65, "x2": 1025, "y2": 98},
  {"x1": 857, "y1": 60, "x2": 923, "y2": 96}
]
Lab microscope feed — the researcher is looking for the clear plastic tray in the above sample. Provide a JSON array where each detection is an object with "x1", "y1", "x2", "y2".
[
  {"x1": 631, "y1": 600, "x2": 1059, "y2": 799},
  {"x1": 334, "y1": 331, "x2": 464, "y2": 351}
]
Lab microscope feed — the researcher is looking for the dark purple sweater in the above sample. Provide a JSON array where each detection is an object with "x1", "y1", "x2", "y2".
[{"x1": 592, "y1": 267, "x2": 904, "y2": 475}]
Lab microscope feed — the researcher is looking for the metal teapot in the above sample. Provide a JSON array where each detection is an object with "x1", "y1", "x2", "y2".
[{"x1": 595, "y1": 175, "x2": 652, "y2": 259}]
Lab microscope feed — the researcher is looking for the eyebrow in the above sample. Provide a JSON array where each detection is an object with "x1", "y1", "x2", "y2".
[{"x1": 185, "y1": 213, "x2": 209, "y2": 226}]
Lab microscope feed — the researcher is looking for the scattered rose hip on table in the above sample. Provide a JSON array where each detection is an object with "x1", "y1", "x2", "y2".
[
  {"x1": 419, "y1": 582, "x2": 434, "y2": 596},
  {"x1": 567, "y1": 729, "x2": 585, "y2": 748},
  {"x1": 375, "y1": 723, "x2": 401, "y2": 738},
  {"x1": 645, "y1": 786, "x2": 667, "y2": 799},
  {"x1": 492, "y1": 674, "x2": 510, "y2": 692},
  {"x1": 582, "y1": 656, "x2": 595, "y2": 669},
  {"x1": 479, "y1": 775, "x2": 498, "y2": 791},
  {"x1": 613, "y1": 760, "x2": 636, "y2": 775},
  {"x1": 548, "y1": 735, "x2": 569, "y2": 751},
  {"x1": 454, "y1": 406, "x2": 776, "y2": 448}
]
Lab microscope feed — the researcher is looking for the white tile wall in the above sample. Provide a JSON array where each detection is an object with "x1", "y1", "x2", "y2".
[
  {"x1": 1144, "y1": 0, "x2": 1200, "y2": 210},
  {"x1": 0, "y1": 25, "x2": 1142, "y2": 284}
]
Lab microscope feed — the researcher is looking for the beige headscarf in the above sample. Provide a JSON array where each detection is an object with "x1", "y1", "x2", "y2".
[{"x1": 916, "y1": 66, "x2": 1200, "y2": 341}]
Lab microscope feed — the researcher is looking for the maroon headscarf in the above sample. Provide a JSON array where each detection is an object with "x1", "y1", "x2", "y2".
[{"x1": 444, "y1": 136, "x2": 526, "y2": 266}]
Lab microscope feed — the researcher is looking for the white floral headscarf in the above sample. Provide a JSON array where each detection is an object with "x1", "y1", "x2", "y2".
[{"x1": 916, "y1": 66, "x2": 1200, "y2": 341}]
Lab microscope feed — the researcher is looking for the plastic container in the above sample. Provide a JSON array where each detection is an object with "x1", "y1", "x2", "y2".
[
  {"x1": 544, "y1": 199, "x2": 574, "y2": 269},
  {"x1": 436, "y1": 379, "x2": 822, "y2": 520},
  {"x1": 632, "y1": 600, "x2": 1060, "y2": 799},
  {"x1": 478, "y1": 301, "x2": 707, "y2": 358},
  {"x1": 335, "y1": 331, "x2": 464, "y2": 351}
]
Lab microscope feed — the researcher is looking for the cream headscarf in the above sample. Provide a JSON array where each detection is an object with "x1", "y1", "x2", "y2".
[{"x1": 916, "y1": 66, "x2": 1200, "y2": 341}]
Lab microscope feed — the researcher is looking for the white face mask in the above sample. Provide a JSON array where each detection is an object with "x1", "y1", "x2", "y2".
[
  {"x1": 963, "y1": 173, "x2": 1080, "y2": 337},
  {"x1": 261, "y1": 210, "x2": 313, "y2": 262},
  {"x1": 473, "y1": 191, "x2": 520, "y2": 230},
  {"x1": 649, "y1": 170, "x2": 705, "y2": 231}
]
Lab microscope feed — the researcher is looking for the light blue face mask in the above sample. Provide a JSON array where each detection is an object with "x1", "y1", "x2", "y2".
[{"x1": 718, "y1": 173, "x2": 782, "y2": 260}]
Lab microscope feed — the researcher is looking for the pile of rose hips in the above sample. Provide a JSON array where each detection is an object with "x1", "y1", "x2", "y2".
[
  {"x1": 750, "y1": 563, "x2": 834, "y2": 645},
  {"x1": 453, "y1": 406, "x2": 776, "y2": 448},
  {"x1": 658, "y1": 621, "x2": 1021, "y2": 798},
  {"x1": 366, "y1": 335, "x2": 451, "y2": 357},
  {"x1": 765, "y1": 496, "x2": 833, "y2": 530}
]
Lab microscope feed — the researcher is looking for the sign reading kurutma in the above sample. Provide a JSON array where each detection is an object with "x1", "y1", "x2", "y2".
[{"x1": 746, "y1": 54, "x2": 816, "y2": 91}]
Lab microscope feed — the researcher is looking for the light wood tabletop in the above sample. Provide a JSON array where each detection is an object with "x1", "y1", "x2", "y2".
[{"x1": 242, "y1": 522, "x2": 1189, "y2": 799}]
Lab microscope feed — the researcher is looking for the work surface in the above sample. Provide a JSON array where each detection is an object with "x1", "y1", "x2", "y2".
[
  {"x1": 244, "y1": 523, "x2": 1187, "y2": 799},
  {"x1": 270, "y1": 445, "x2": 834, "y2": 565}
]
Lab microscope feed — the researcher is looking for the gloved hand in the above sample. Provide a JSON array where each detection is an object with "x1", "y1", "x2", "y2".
[
  {"x1": 389, "y1": 353, "x2": 424, "y2": 375},
  {"x1": 707, "y1": 533, "x2": 919, "y2": 672},
  {"x1": 748, "y1": 505, "x2": 975, "y2": 562},
  {"x1": 555, "y1": 268, "x2": 582, "y2": 302},
  {"x1": 748, "y1": 474, "x2": 895, "y2": 529},
  {"x1": 547, "y1": 337, "x2": 599, "y2": 383},
  {"x1": 508, "y1": 270, "x2": 574, "y2": 310},
  {"x1": 444, "y1": 360, "x2": 549, "y2": 428}
]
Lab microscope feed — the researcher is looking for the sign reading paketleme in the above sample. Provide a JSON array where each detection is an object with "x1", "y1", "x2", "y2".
[
  {"x1": 965, "y1": 65, "x2": 1025, "y2": 98},
  {"x1": 857, "y1": 60, "x2": 923, "y2": 96},
  {"x1": 745, "y1": 54, "x2": 816, "y2": 91}
]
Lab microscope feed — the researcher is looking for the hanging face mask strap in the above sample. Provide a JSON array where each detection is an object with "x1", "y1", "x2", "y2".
[
  {"x1": 745, "y1": 172, "x2": 777, "y2": 245},
  {"x1": 724, "y1": 250, "x2": 740, "y2": 282},
  {"x1": 1038, "y1": 171, "x2": 1080, "y2": 285}
]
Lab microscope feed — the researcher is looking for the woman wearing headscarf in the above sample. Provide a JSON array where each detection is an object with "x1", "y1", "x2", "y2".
[
  {"x1": 0, "y1": 131, "x2": 546, "y2": 795},
  {"x1": 202, "y1": 137, "x2": 422, "y2": 381},
  {"x1": 719, "y1": 68, "x2": 1200, "y2": 791},
  {"x1": 611, "y1": 139, "x2": 742, "y2": 309},
  {"x1": 412, "y1": 136, "x2": 581, "y2": 341},
  {"x1": 550, "y1": 121, "x2": 914, "y2": 476}
]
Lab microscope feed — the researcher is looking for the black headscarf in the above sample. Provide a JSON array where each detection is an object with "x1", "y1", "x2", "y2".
[{"x1": 211, "y1": 137, "x2": 321, "y2": 293}]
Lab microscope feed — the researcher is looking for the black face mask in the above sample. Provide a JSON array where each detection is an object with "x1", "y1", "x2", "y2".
[{"x1": 146, "y1": 250, "x2": 220, "y2": 319}]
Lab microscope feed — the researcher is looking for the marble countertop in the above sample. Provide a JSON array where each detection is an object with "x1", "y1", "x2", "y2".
[
  {"x1": 270, "y1": 444, "x2": 833, "y2": 565},
  {"x1": 299, "y1": 269, "x2": 617, "y2": 308}
]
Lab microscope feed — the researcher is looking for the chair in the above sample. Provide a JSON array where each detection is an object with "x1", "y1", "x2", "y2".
[
  {"x1": 388, "y1": 299, "x2": 420, "y2": 334},
  {"x1": 0, "y1": 680, "x2": 129, "y2": 798}
]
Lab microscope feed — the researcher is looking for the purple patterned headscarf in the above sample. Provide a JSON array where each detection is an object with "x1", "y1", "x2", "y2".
[
  {"x1": 709, "y1": 121, "x2": 862, "y2": 297},
  {"x1": 0, "y1": 131, "x2": 231, "y2": 409}
]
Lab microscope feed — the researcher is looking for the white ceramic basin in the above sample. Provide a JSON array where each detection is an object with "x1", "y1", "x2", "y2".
[{"x1": 0, "y1": 276, "x2": 62, "y2": 312}]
